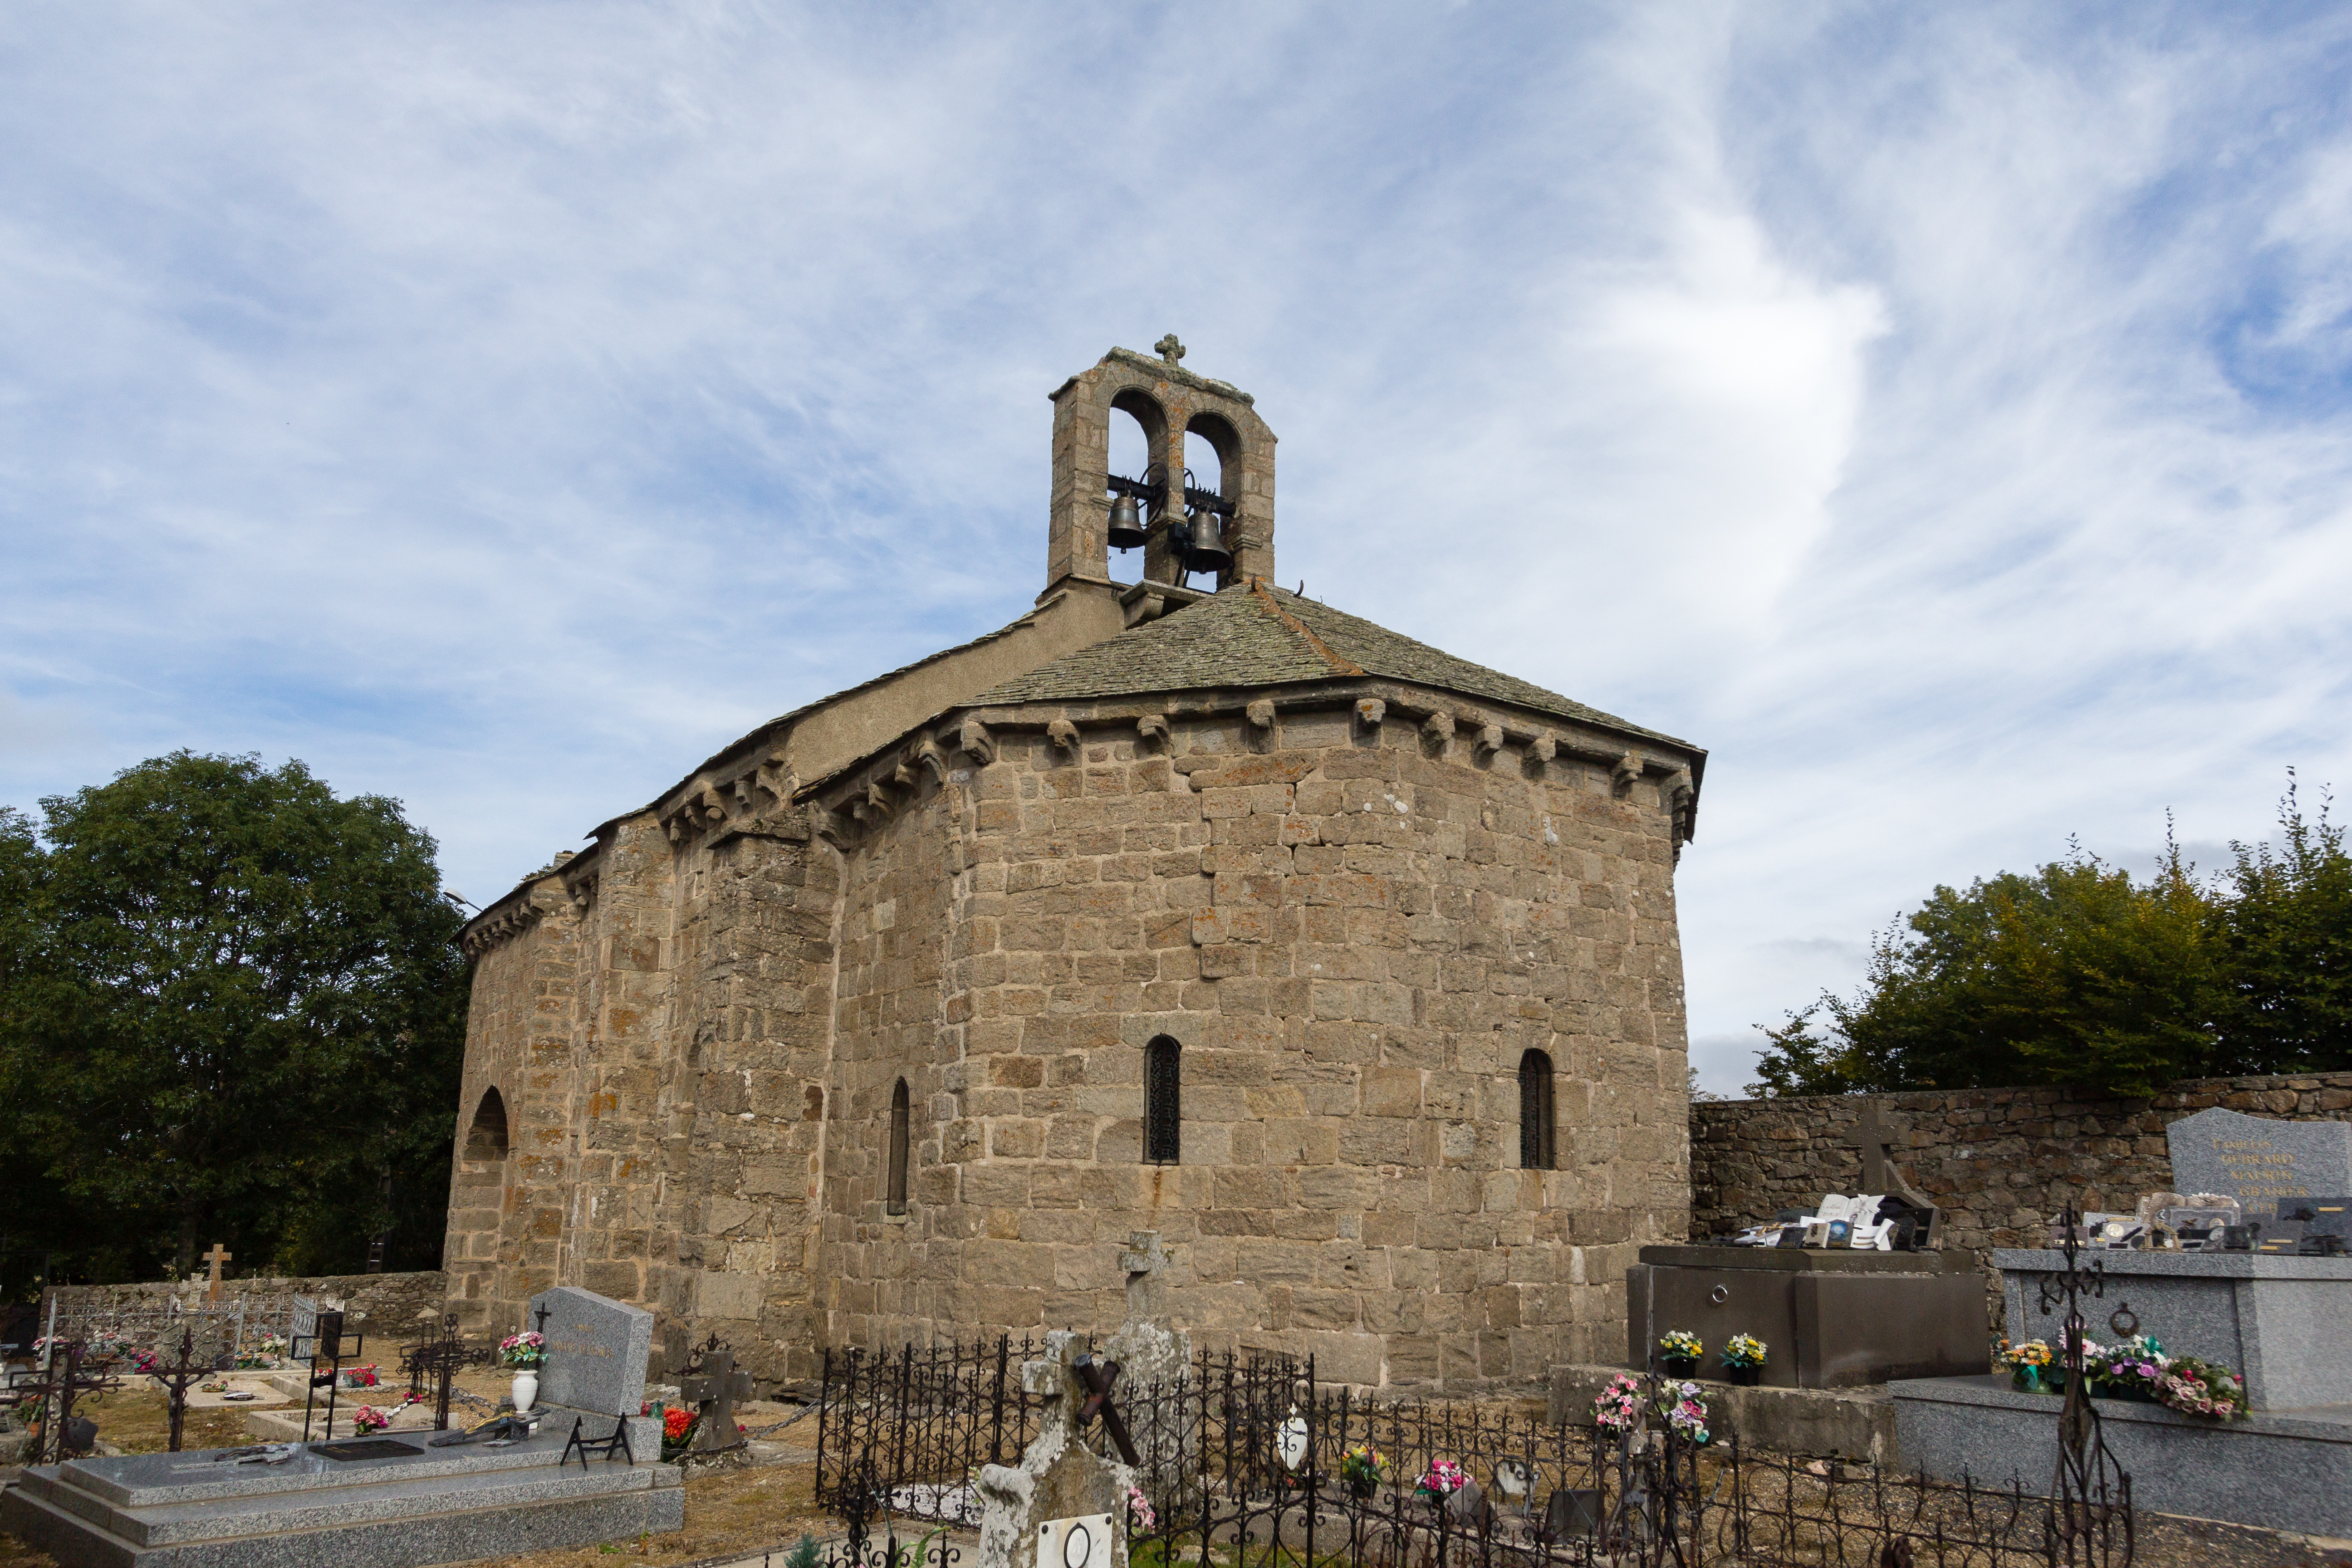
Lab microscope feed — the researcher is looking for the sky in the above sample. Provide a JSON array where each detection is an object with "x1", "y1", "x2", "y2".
[{"x1": 5, "y1": 3, "x2": 2351, "y2": 1095}]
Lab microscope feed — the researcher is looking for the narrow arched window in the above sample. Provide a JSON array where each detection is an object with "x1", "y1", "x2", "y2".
[
  {"x1": 465, "y1": 1088, "x2": 509, "y2": 1161},
  {"x1": 886, "y1": 1079, "x2": 911, "y2": 1215},
  {"x1": 1519, "y1": 1050, "x2": 1556, "y2": 1171},
  {"x1": 1145, "y1": 1036, "x2": 1181, "y2": 1164}
]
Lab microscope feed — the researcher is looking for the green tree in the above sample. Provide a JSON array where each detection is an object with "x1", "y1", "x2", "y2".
[
  {"x1": 2211, "y1": 775, "x2": 2352, "y2": 1074},
  {"x1": 1749, "y1": 842, "x2": 2224, "y2": 1098},
  {"x1": 3, "y1": 753, "x2": 468, "y2": 1292}
]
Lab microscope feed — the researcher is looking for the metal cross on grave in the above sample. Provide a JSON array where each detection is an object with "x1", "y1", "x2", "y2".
[
  {"x1": 400, "y1": 1315, "x2": 488, "y2": 1432},
  {"x1": 678, "y1": 1340, "x2": 755, "y2": 1454},
  {"x1": 202, "y1": 1243, "x2": 231, "y2": 1303},
  {"x1": 147, "y1": 1327, "x2": 231, "y2": 1453},
  {"x1": 1072, "y1": 1352, "x2": 1141, "y2": 1467},
  {"x1": 1154, "y1": 333, "x2": 1185, "y2": 368}
]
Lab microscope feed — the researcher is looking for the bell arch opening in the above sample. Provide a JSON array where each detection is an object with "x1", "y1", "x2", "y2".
[
  {"x1": 1109, "y1": 390, "x2": 1169, "y2": 584},
  {"x1": 464, "y1": 1087, "x2": 509, "y2": 1162}
]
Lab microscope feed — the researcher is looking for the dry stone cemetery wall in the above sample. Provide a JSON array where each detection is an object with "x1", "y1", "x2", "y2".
[
  {"x1": 43, "y1": 1270, "x2": 447, "y2": 1336},
  {"x1": 1690, "y1": 1073, "x2": 2352, "y2": 1327}
]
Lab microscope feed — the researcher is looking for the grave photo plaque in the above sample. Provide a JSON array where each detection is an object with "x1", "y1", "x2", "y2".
[{"x1": 2166, "y1": 1107, "x2": 2352, "y2": 1216}]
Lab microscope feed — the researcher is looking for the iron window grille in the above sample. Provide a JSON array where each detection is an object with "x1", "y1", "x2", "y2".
[
  {"x1": 887, "y1": 1078, "x2": 910, "y2": 1214},
  {"x1": 1520, "y1": 1049, "x2": 1556, "y2": 1171},
  {"x1": 1145, "y1": 1036, "x2": 1181, "y2": 1164}
]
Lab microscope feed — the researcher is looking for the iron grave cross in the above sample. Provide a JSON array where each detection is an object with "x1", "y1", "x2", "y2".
[{"x1": 678, "y1": 1342, "x2": 755, "y2": 1453}]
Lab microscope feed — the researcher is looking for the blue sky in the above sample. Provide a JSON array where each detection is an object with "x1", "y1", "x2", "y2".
[{"x1": 6, "y1": 4, "x2": 2350, "y2": 1094}]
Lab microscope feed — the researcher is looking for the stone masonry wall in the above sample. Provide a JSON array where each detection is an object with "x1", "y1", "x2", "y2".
[
  {"x1": 46, "y1": 1273, "x2": 448, "y2": 1341},
  {"x1": 1689, "y1": 1073, "x2": 2352, "y2": 1333},
  {"x1": 819, "y1": 697, "x2": 1694, "y2": 1390}
]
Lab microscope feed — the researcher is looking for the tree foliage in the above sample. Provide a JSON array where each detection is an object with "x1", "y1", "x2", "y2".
[
  {"x1": 0, "y1": 754, "x2": 468, "y2": 1296},
  {"x1": 1750, "y1": 780, "x2": 2352, "y2": 1098}
]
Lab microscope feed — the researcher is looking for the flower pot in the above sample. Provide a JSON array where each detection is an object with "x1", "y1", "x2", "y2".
[
  {"x1": 1661, "y1": 1357, "x2": 1699, "y2": 1379},
  {"x1": 1346, "y1": 1478, "x2": 1379, "y2": 1501},
  {"x1": 1726, "y1": 1365, "x2": 1761, "y2": 1387},
  {"x1": 2010, "y1": 1365, "x2": 2043, "y2": 1394},
  {"x1": 510, "y1": 1370, "x2": 539, "y2": 1415}
]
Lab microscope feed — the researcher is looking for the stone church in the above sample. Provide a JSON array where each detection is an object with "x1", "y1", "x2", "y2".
[{"x1": 443, "y1": 342, "x2": 1705, "y2": 1391}]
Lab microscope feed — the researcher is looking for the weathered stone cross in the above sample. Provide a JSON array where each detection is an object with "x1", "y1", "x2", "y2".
[
  {"x1": 1120, "y1": 1230, "x2": 1171, "y2": 1320},
  {"x1": 1849, "y1": 1101, "x2": 1901, "y2": 1191},
  {"x1": 202, "y1": 1243, "x2": 231, "y2": 1303},
  {"x1": 679, "y1": 1347, "x2": 755, "y2": 1453},
  {"x1": 1846, "y1": 1099, "x2": 1940, "y2": 1242},
  {"x1": 1154, "y1": 333, "x2": 1185, "y2": 367}
]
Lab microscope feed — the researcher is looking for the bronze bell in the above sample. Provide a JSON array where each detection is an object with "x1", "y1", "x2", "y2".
[
  {"x1": 1184, "y1": 507, "x2": 1234, "y2": 576},
  {"x1": 1107, "y1": 493, "x2": 1146, "y2": 550}
]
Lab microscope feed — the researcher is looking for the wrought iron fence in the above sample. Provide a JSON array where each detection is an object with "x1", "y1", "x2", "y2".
[
  {"x1": 816, "y1": 1335, "x2": 1090, "y2": 1523},
  {"x1": 818, "y1": 1336, "x2": 2130, "y2": 1568}
]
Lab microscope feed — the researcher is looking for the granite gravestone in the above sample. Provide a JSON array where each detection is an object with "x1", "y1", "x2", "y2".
[
  {"x1": 527, "y1": 1287, "x2": 654, "y2": 1418},
  {"x1": 2167, "y1": 1107, "x2": 2352, "y2": 1217}
]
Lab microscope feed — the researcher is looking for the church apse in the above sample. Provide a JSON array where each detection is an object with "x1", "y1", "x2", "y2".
[{"x1": 449, "y1": 342, "x2": 1703, "y2": 1392}]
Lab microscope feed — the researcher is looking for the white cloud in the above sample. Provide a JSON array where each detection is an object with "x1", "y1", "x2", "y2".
[{"x1": 3, "y1": 3, "x2": 2350, "y2": 1097}]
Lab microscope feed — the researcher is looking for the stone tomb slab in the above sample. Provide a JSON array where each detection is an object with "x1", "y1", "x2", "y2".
[
  {"x1": 2166, "y1": 1106, "x2": 2352, "y2": 1216},
  {"x1": 1996, "y1": 1246, "x2": 2352, "y2": 1411},
  {"x1": 0, "y1": 1426, "x2": 683, "y2": 1567},
  {"x1": 1891, "y1": 1373, "x2": 2352, "y2": 1539},
  {"x1": 528, "y1": 1285, "x2": 654, "y2": 1418},
  {"x1": 1627, "y1": 1245, "x2": 1988, "y2": 1388}
]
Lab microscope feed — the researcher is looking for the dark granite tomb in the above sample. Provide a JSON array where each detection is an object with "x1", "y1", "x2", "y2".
[{"x1": 1626, "y1": 1245, "x2": 1989, "y2": 1388}]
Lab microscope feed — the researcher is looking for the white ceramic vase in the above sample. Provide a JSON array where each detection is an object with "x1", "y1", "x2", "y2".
[{"x1": 511, "y1": 1370, "x2": 539, "y2": 1415}]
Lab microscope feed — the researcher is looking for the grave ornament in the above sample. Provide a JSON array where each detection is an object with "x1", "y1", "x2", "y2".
[
  {"x1": 147, "y1": 1328, "x2": 233, "y2": 1453},
  {"x1": 676, "y1": 1334, "x2": 755, "y2": 1457}
]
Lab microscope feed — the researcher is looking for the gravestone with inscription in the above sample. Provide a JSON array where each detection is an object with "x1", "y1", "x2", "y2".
[
  {"x1": 526, "y1": 1286, "x2": 659, "y2": 1462},
  {"x1": 2165, "y1": 1106, "x2": 2352, "y2": 1218}
]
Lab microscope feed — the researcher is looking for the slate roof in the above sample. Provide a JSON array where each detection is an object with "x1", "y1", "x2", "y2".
[{"x1": 970, "y1": 580, "x2": 1693, "y2": 750}]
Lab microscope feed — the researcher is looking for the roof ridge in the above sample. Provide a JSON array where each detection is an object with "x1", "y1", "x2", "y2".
[{"x1": 1249, "y1": 578, "x2": 1364, "y2": 677}]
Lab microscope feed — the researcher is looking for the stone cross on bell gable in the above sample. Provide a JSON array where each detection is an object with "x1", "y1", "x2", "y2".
[
  {"x1": 1154, "y1": 333, "x2": 1185, "y2": 368},
  {"x1": 202, "y1": 1243, "x2": 231, "y2": 1303},
  {"x1": 678, "y1": 1345, "x2": 754, "y2": 1453}
]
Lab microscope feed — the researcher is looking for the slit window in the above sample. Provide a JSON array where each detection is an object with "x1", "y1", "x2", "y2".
[
  {"x1": 1519, "y1": 1049, "x2": 1556, "y2": 1171},
  {"x1": 1145, "y1": 1036, "x2": 1181, "y2": 1164},
  {"x1": 887, "y1": 1078, "x2": 910, "y2": 1215}
]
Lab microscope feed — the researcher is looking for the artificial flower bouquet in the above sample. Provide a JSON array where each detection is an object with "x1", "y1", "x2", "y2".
[
  {"x1": 1593, "y1": 1372, "x2": 1643, "y2": 1433},
  {"x1": 1126, "y1": 1485, "x2": 1156, "y2": 1531},
  {"x1": 351, "y1": 1406, "x2": 390, "y2": 1435},
  {"x1": 1656, "y1": 1381, "x2": 1711, "y2": 1445},
  {"x1": 1338, "y1": 1442, "x2": 1388, "y2": 1498},
  {"x1": 1414, "y1": 1459, "x2": 1467, "y2": 1499},
  {"x1": 1656, "y1": 1330, "x2": 1703, "y2": 1368},
  {"x1": 661, "y1": 1405, "x2": 697, "y2": 1460},
  {"x1": 498, "y1": 1331, "x2": 546, "y2": 1369},
  {"x1": 1720, "y1": 1334, "x2": 1767, "y2": 1369}
]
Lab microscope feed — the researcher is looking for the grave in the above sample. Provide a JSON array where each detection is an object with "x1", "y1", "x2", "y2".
[
  {"x1": 1, "y1": 1285, "x2": 681, "y2": 1566},
  {"x1": 1892, "y1": 1108, "x2": 2352, "y2": 1537},
  {"x1": 1626, "y1": 1104, "x2": 1987, "y2": 1388},
  {"x1": 0, "y1": 1424, "x2": 683, "y2": 1567}
]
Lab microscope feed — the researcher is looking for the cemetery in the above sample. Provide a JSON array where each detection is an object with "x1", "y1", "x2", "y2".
[{"x1": 5, "y1": 1083, "x2": 2352, "y2": 1566}]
